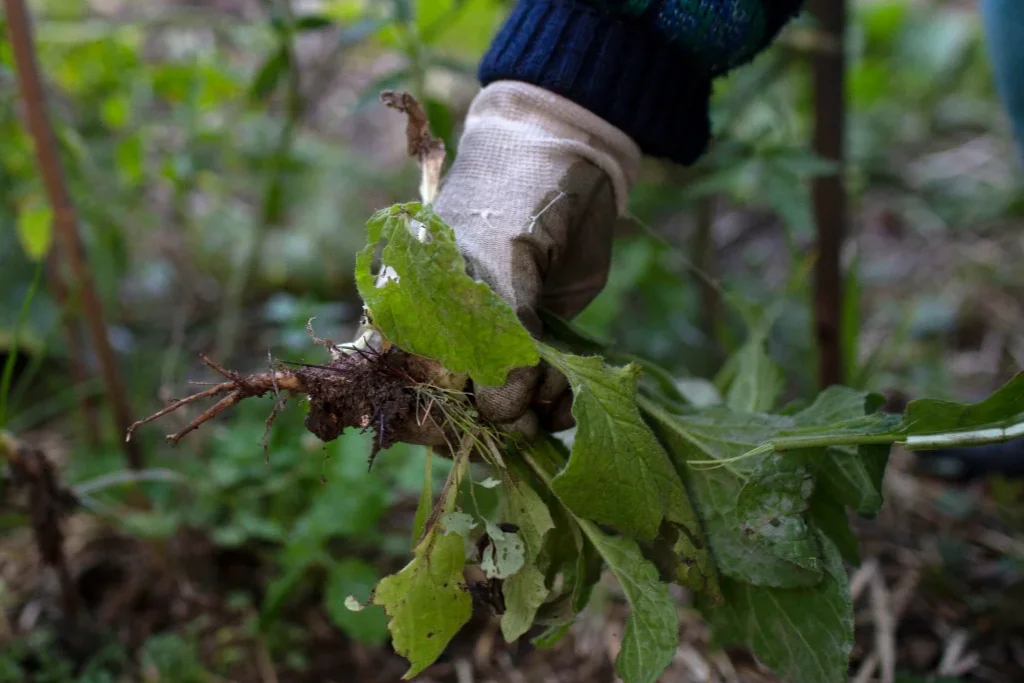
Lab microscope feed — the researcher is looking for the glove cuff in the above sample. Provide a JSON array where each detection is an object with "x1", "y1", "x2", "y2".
[
  {"x1": 463, "y1": 81, "x2": 641, "y2": 215},
  {"x1": 478, "y1": 0, "x2": 713, "y2": 165}
]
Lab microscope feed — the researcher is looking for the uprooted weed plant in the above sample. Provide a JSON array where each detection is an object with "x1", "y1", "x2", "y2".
[{"x1": 119, "y1": 94, "x2": 1024, "y2": 683}]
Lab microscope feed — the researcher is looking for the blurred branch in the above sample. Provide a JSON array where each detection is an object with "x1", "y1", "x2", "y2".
[
  {"x1": 4, "y1": 0, "x2": 141, "y2": 467},
  {"x1": 808, "y1": 0, "x2": 848, "y2": 388},
  {"x1": 0, "y1": 432, "x2": 80, "y2": 622}
]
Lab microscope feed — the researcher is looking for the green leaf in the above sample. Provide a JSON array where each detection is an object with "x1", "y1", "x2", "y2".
[
  {"x1": 808, "y1": 491, "x2": 861, "y2": 565},
  {"x1": 325, "y1": 559, "x2": 388, "y2": 645},
  {"x1": 902, "y1": 372, "x2": 1024, "y2": 447},
  {"x1": 248, "y1": 46, "x2": 288, "y2": 103},
  {"x1": 372, "y1": 532, "x2": 472, "y2": 678},
  {"x1": 646, "y1": 385, "x2": 893, "y2": 588},
  {"x1": 115, "y1": 135, "x2": 144, "y2": 186},
  {"x1": 796, "y1": 388, "x2": 888, "y2": 516},
  {"x1": 818, "y1": 444, "x2": 888, "y2": 517},
  {"x1": 539, "y1": 347, "x2": 689, "y2": 539},
  {"x1": 706, "y1": 531, "x2": 854, "y2": 683},
  {"x1": 356, "y1": 204, "x2": 539, "y2": 386},
  {"x1": 16, "y1": 198, "x2": 53, "y2": 262},
  {"x1": 581, "y1": 521, "x2": 678, "y2": 683},
  {"x1": 294, "y1": 14, "x2": 334, "y2": 30},
  {"x1": 539, "y1": 346, "x2": 718, "y2": 597},
  {"x1": 649, "y1": 408, "x2": 824, "y2": 587},
  {"x1": 528, "y1": 439, "x2": 679, "y2": 683},
  {"x1": 723, "y1": 340, "x2": 783, "y2": 414},
  {"x1": 373, "y1": 452, "x2": 471, "y2": 677},
  {"x1": 499, "y1": 476, "x2": 554, "y2": 642},
  {"x1": 736, "y1": 453, "x2": 821, "y2": 573},
  {"x1": 532, "y1": 500, "x2": 602, "y2": 633}
]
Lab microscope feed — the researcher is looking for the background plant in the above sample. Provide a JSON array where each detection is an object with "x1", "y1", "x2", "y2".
[{"x1": 1, "y1": 1, "x2": 1022, "y2": 682}]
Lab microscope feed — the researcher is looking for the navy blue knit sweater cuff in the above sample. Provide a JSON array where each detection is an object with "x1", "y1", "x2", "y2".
[{"x1": 478, "y1": 0, "x2": 713, "y2": 165}]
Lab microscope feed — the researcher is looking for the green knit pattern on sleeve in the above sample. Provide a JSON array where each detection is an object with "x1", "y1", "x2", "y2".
[{"x1": 590, "y1": 0, "x2": 772, "y2": 71}]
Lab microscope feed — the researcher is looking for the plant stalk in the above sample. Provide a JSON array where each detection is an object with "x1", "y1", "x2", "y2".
[
  {"x1": 5, "y1": 0, "x2": 141, "y2": 467},
  {"x1": 809, "y1": 0, "x2": 848, "y2": 388}
]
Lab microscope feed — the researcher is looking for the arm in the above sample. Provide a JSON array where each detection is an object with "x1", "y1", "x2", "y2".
[
  {"x1": 431, "y1": 1, "x2": 804, "y2": 437},
  {"x1": 480, "y1": 0, "x2": 804, "y2": 163}
]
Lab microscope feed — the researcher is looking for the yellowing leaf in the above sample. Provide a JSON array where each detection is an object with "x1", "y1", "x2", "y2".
[
  {"x1": 16, "y1": 198, "x2": 54, "y2": 262},
  {"x1": 374, "y1": 451, "x2": 471, "y2": 677},
  {"x1": 373, "y1": 533, "x2": 471, "y2": 678}
]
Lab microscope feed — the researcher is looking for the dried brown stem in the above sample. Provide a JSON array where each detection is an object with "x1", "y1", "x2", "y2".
[
  {"x1": 380, "y1": 90, "x2": 445, "y2": 204},
  {"x1": 5, "y1": 0, "x2": 141, "y2": 467}
]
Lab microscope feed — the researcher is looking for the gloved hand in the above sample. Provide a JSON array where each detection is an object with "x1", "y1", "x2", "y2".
[{"x1": 432, "y1": 81, "x2": 641, "y2": 437}]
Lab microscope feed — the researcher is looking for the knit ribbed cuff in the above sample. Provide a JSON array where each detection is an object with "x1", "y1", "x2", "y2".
[{"x1": 478, "y1": 0, "x2": 713, "y2": 166}]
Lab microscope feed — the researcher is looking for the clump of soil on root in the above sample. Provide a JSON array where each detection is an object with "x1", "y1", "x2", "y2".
[{"x1": 298, "y1": 350, "x2": 418, "y2": 451}]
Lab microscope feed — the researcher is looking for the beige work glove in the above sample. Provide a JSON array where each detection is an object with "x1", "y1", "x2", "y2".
[{"x1": 432, "y1": 81, "x2": 641, "y2": 437}]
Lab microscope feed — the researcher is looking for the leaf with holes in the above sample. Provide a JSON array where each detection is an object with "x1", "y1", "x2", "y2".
[
  {"x1": 356, "y1": 203, "x2": 539, "y2": 386},
  {"x1": 498, "y1": 475, "x2": 554, "y2": 641}
]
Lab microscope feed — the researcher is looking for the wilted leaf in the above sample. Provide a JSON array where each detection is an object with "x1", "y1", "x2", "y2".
[
  {"x1": 412, "y1": 450, "x2": 433, "y2": 544},
  {"x1": 737, "y1": 454, "x2": 820, "y2": 572},
  {"x1": 480, "y1": 521, "x2": 525, "y2": 579},
  {"x1": 356, "y1": 204, "x2": 539, "y2": 386},
  {"x1": 374, "y1": 452, "x2": 471, "y2": 677},
  {"x1": 540, "y1": 348, "x2": 691, "y2": 538},
  {"x1": 538, "y1": 347, "x2": 719, "y2": 596},
  {"x1": 439, "y1": 511, "x2": 476, "y2": 538}
]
